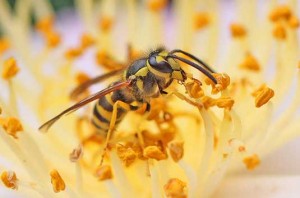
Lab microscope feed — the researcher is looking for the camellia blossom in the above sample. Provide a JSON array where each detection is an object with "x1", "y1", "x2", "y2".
[{"x1": 0, "y1": 0, "x2": 299, "y2": 197}]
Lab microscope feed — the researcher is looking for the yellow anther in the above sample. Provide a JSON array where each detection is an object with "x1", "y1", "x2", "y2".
[
  {"x1": 298, "y1": 61, "x2": 300, "y2": 69},
  {"x1": 116, "y1": 144, "x2": 137, "y2": 167},
  {"x1": 50, "y1": 170, "x2": 66, "y2": 193},
  {"x1": 80, "y1": 34, "x2": 95, "y2": 49},
  {"x1": 75, "y1": 72, "x2": 91, "y2": 84},
  {"x1": 2, "y1": 57, "x2": 19, "y2": 80},
  {"x1": 99, "y1": 16, "x2": 114, "y2": 32},
  {"x1": 239, "y1": 53, "x2": 260, "y2": 71},
  {"x1": 0, "y1": 38, "x2": 10, "y2": 55},
  {"x1": 205, "y1": 73, "x2": 230, "y2": 94},
  {"x1": 1, "y1": 171, "x2": 18, "y2": 190},
  {"x1": 273, "y1": 24, "x2": 286, "y2": 40},
  {"x1": 164, "y1": 178, "x2": 187, "y2": 198},
  {"x1": 36, "y1": 16, "x2": 54, "y2": 33},
  {"x1": 269, "y1": 5, "x2": 292, "y2": 22},
  {"x1": 201, "y1": 96, "x2": 215, "y2": 109},
  {"x1": 96, "y1": 50, "x2": 123, "y2": 70},
  {"x1": 143, "y1": 146, "x2": 167, "y2": 160},
  {"x1": 169, "y1": 142, "x2": 184, "y2": 162},
  {"x1": 230, "y1": 23, "x2": 247, "y2": 38},
  {"x1": 243, "y1": 154, "x2": 260, "y2": 170},
  {"x1": 214, "y1": 97, "x2": 234, "y2": 110},
  {"x1": 252, "y1": 84, "x2": 275, "y2": 108},
  {"x1": 45, "y1": 31, "x2": 61, "y2": 48},
  {"x1": 69, "y1": 145, "x2": 83, "y2": 162},
  {"x1": 185, "y1": 80, "x2": 204, "y2": 99},
  {"x1": 194, "y1": 12, "x2": 210, "y2": 30},
  {"x1": 95, "y1": 165, "x2": 113, "y2": 181},
  {"x1": 147, "y1": 0, "x2": 167, "y2": 12},
  {"x1": 65, "y1": 48, "x2": 83, "y2": 60},
  {"x1": 0, "y1": 117, "x2": 23, "y2": 139},
  {"x1": 288, "y1": 15, "x2": 300, "y2": 29}
]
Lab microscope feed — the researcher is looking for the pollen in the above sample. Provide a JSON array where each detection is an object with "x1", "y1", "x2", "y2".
[
  {"x1": 65, "y1": 48, "x2": 83, "y2": 60},
  {"x1": 2, "y1": 57, "x2": 19, "y2": 80},
  {"x1": 143, "y1": 145, "x2": 167, "y2": 160},
  {"x1": 185, "y1": 80, "x2": 204, "y2": 99},
  {"x1": 95, "y1": 165, "x2": 113, "y2": 181},
  {"x1": 273, "y1": 24, "x2": 286, "y2": 40},
  {"x1": 205, "y1": 73, "x2": 230, "y2": 94},
  {"x1": 0, "y1": 117, "x2": 23, "y2": 139},
  {"x1": 69, "y1": 145, "x2": 83, "y2": 162},
  {"x1": 1, "y1": 171, "x2": 18, "y2": 190},
  {"x1": 214, "y1": 97, "x2": 235, "y2": 110},
  {"x1": 243, "y1": 154, "x2": 260, "y2": 170},
  {"x1": 36, "y1": 16, "x2": 54, "y2": 33},
  {"x1": 194, "y1": 12, "x2": 210, "y2": 30},
  {"x1": 99, "y1": 16, "x2": 114, "y2": 32},
  {"x1": 239, "y1": 53, "x2": 261, "y2": 71},
  {"x1": 116, "y1": 144, "x2": 137, "y2": 167},
  {"x1": 96, "y1": 50, "x2": 123, "y2": 70},
  {"x1": 0, "y1": 38, "x2": 10, "y2": 55},
  {"x1": 169, "y1": 142, "x2": 184, "y2": 162},
  {"x1": 45, "y1": 31, "x2": 61, "y2": 48},
  {"x1": 80, "y1": 34, "x2": 95, "y2": 49},
  {"x1": 164, "y1": 178, "x2": 187, "y2": 198},
  {"x1": 230, "y1": 23, "x2": 247, "y2": 38},
  {"x1": 288, "y1": 15, "x2": 300, "y2": 29},
  {"x1": 147, "y1": 0, "x2": 167, "y2": 12},
  {"x1": 269, "y1": 5, "x2": 292, "y2": 22},
  {"x1": 76, "y1": 72, "x2": 91, "y2": 84},
  {"x1": 50, "y1": 169, "x2": 66, "y2": 193},
  {"x1": 252, "y1": 84, "x2": 275, "y2": 108}
]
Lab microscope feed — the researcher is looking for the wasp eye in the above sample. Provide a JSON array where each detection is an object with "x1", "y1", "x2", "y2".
[{"x1": 148, "y1": 55, "x2": 173, "y2": 73}]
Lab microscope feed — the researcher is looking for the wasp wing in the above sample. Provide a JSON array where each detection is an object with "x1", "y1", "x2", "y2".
[
  {"x1": 39, "y1": 79, "x2": 132, "y2": 133},
  {"x1": 71, "y1": 68, "x2": 125, "y2": 100}
]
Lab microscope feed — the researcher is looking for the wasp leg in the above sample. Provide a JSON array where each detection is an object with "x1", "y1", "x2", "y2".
[{"x1": 100, "y1": 100, "x2": 138, "y2": 166}]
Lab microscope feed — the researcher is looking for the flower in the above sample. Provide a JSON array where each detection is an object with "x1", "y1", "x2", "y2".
[{"x1": 0, "y1": 0, "x2": 299, "y2": 197}]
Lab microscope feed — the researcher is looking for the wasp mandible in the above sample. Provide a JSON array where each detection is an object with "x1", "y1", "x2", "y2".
[{"x1": 39, "y1": 48, "x2": 217, "y2": 150}]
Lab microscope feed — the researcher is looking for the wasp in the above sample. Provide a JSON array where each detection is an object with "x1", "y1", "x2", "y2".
[{"x1": 39, "y1": 48, "x2": 217, "y2": 157}]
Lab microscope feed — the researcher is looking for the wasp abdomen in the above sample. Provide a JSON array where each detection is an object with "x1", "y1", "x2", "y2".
[{"x1": 91, "y1": 89, "x2": 130, "y2": 134}]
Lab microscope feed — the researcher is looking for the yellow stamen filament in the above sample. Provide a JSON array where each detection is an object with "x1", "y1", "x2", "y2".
[
  {"x1": 194, "y1": 12, "x2": 210, "y2": 30},
  {"x1": 273, "y1": 24, "x2": 286, "y2": 40},
  {"x1": 95, "y1": 165, "x2": 113, "y2": 181},
  {"x1": 50, "y1": 170, "x2": 66, "y2": 193},
  {"x1": 205, "y1": 73, "x2": 230, "y2": 94},
  {"x1": 243, "y1": 154, "x2": 260, "y2": 170},
  {"x1": 99, "y1": 16, "x2": 114, "y2": 32},
  {"x1": 164, "y1": 178, "x2": 187, "y2": 198},
  {"x1": 269, "y1": 5, "x2": 292, "y2": 22},
  {"x1": 0, "y1": 117, "x2": 23, "y2": 139},
  {"x1": 2, "y1": 57, "x2": 19, "y2": 80},
  {"x1": 116, "y1": 144, "x2": 137, "y2": 167},
  {"x1": 230, "y1": 23, "x2": 247, "y2": 38},
  {"x1": 147, "y1": 0, "x2": 167, "y2": 12},
  {"x1": 69, "y1": 145, "x2": 83, "y2": 162},
  {"x1": 1, "y1": 171, "x2": 18, "y2": 190},
  {"x1": 169, "y1": 142, "x2": 184, "y2": 162},
  {"x1": 239, "y1": 53, "x2": 260, "y2": 71},
  {"x1": 143, "y1": 146, "x2": 167, "y2": 160},
  {"x1": 0, "y1": 38, "x2": 10, "y2": 55},
  {"x1": 252, "y1": 84, "x2": 275, "y2": 108}
]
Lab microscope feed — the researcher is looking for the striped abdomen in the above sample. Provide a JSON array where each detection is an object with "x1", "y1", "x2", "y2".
[{"x1": 91, "y1": 88, "x2": 133, "y2": 134}]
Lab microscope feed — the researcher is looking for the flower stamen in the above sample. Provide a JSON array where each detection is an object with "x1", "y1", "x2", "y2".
[
  {"x1": 50, "y1": 170, "x2": 66, "y2": 193},
  {"x1": 1, "y1": 171, "x2": 18, "y2": 190}
]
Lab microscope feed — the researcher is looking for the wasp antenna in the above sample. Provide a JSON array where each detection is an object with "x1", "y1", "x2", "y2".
[
  {"x1": 39, "y1": 116, "x2": 61, "y2": 133},
  {"x1": 167, "y1": 54, "x2": 217, "y2": 84},
  {"x1": 170, "y1": 49, "x2": 215, "y2": 73}
]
